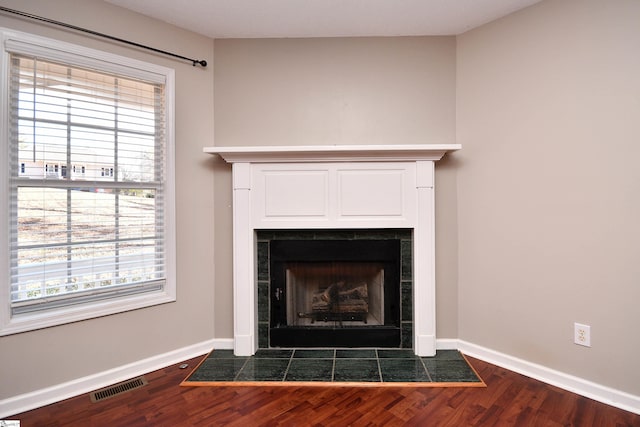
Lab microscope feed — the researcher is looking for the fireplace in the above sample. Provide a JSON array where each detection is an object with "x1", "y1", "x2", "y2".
[
  {"x1": 204, "y1": 144, "x2": 460, "y2": 356},
  {"x1": 267, "y1": 237, "x2": 402, "y2": 347}
]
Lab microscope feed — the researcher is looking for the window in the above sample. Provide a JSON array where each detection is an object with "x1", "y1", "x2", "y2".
[{"x1": 0, "y1": 28, "x2": 176, "y2": 335}]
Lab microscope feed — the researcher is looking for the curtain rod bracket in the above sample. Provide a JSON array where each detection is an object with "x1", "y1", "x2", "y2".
[{"x1": 0, "y1": 6, "x2": 208, "y2": 68}]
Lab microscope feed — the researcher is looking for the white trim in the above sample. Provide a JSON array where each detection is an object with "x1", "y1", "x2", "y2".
[
  {"x1": 234, "y1": 161, "x2": 428, "y2": 356},
  {"x1": 0, "y1": 27, "x2": 177, "y2": 336},
  {"x1": 0, "y1": 26, "x2": 10, "y2": 336},
  {"x1": 455, "y1": 340, "x2": 640, "y2": 416},
  {"x1": 1, "y1": 292, "x2": 176, "y2": 336},
  {"x1": 413, "y1": 160, "x2": 435, "y2": 356},
  {"x1": 0, "y1": 338, "x2": 232, "y2": 419},
  {"x1": 214, "y1": 147, "x2": 459, "y2": 357},
  {"x1": 4, "y1": 338, "x2": 637, "y2": 418},
  {"x1": 2, "y1": 28, "x2": 169, "y2": 83},
  {"x1": 204, "y1": 144, "x2": 461, "y2": 163},
  {"x1": 231, "y1": 163, "x2": 256, "y2": 356},
  {"x1": 435, "y1": 338, "x2": 459, "y2": 350}
]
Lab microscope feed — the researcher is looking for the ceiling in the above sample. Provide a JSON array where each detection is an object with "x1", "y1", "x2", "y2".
[{"x1": 104, "y1": 0, "x2": 542, "y2": 39}]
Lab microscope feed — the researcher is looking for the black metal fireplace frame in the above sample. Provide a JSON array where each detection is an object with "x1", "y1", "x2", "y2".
[{"x1": 269, "y1": 239, "x2": 401, "y2": 348}]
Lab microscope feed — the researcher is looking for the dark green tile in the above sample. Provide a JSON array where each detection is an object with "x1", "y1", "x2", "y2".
[
  {"x1": 401, "y1": 239, "x2": 412, "y2": 281},
  {"x1": 186, "y1": 347, "x2": 481, "y2": 384},
  {"x1": 293, "y1": 349, "x2": 335, "y2": 359},
  {"x1": 271, "y1": 230, "x2": 317, "y2": 240},
  {"x1": 258, "y1": 282, "x2": 269, "y2": 322},
  {"x1": 253, "y1": 349, "x2": 293, "y2": 358},
  {"x1": 401, "y1": 281, "x2": 413, "y2": 322},
  {"x1": 335, "y1": 349, "x2": 377, "y2": 359},
  {"x1": 256, "y1": 230, "x2": 275, "y2": 240},
  {"x1": 334, "y1": 359, "x2": 380, "y2": 382},
  {"x1": 236, "y1": 358, "x2": 290, "y2": 381},
  {"x1": 258, "y1": 322, "x2": 269, "y2": 348},
  {"x1": 401, "y1": 322, "x2": 413, "y2": 349},
  {"x1": 286, "y1": 359, "x2": 334, "y2": 382},
  {"x1": 377, "y1": 349, "x2": 419, "y2": 359},
  {"x1": 433, "y1": 350, "x2": 464, "y2": 361},
  {"x1": 313, "y1": 230, "x2": 356, "y2": 240},
  {"x1": 396, "y1": 229, "x2": 412, "y2": 239},
  {"x1": 257, "y1": 241, "x2": 270, "y2": 281},
  {"x1": 379, "y1": 359, "x2": 430, "y2": 382},
  {"x1": 422, "y1": 359, "x2": 480, "y2": 383},
  {"x1": 353, "y1": 230, "x2": 397, "y2": 240},
  {"x1": 186, "y1": 358, "x2": 247, "y2": 382},
  {"x1": 207, "y1": 349, "x2": 238, "y2": 359}
]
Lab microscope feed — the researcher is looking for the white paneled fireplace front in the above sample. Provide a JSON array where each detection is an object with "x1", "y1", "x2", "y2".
[{"x1": 205, "y1": 145, "x2": 460, "y2": 356}]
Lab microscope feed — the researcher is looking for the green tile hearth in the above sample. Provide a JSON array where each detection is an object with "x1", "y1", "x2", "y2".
[{"x1": 182, "y1": 349, "x2": 484, "y2": 385}]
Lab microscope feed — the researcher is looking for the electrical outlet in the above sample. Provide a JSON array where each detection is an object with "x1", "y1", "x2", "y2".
[{"x1": 574, "y1": 323, "x2": 591, "y2": 347}]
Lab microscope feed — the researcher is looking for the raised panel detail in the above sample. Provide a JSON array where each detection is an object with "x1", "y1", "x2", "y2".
[
  {"x1": 264, "y1": 171, "x2": 328, "y2": 217},
  {"x1": 338, "y1": 170, "x2": 405, "y2": 217},
  {"x1": 253, "y1": 162, "x2": 416, "y2": 227}
]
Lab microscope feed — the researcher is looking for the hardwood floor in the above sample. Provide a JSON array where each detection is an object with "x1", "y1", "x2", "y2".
[{"x1": 9, "y1": 354, "x2": 640, "y2": 426}]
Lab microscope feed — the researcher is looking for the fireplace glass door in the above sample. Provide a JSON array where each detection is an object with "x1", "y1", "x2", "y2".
[
  {"x1": 269, "y1": 239, "x2": 401, "y2": 347},
  {"x1": 285, "y1": 261, "x2": 385, "y2": 327}
]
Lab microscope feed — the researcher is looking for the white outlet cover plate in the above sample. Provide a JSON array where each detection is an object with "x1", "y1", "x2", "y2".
[{"x1": 574, "y1": 323, "x2": 591, "y2": 347}]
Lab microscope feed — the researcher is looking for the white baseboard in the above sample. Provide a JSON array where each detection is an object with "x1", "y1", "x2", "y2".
[
  {"x1": 455, "y1": 340, "x2": 640, "y2": 416},
  {"x1": 4, "y1": 338, "x2": 638, "y2": 418},
  {"x1": 213, "y1": 338, "x2": 234, "y2": 349},
  {"x1": 435, "y1": 338, "x2": 459, "y2": 350},
  {"x1": 0, "y1": 338, "x2": 230, "y2": 419}
]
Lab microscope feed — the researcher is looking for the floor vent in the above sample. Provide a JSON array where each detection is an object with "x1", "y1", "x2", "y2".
[{"x1": 90, "y1": 376, "x2": 148, "y2": 403}]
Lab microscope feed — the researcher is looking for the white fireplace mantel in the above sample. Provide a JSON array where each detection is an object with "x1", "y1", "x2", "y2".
[
  {"x1": 205, "y1": 144, "x2": 460, "y2": 356},
  {"x1": 204, "y1": 144, "x2": 459, "y2": 163}
]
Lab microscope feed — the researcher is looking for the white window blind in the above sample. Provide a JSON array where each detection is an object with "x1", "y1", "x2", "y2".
[{"x1": 7, "y1": 51, "x2": 168, "y2": 315}]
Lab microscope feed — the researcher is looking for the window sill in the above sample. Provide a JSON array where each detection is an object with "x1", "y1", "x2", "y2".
[{"x1": 0, "y1": 290, "x2": 176, "y2": 336}]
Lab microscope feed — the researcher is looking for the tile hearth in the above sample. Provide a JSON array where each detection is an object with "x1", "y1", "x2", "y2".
[{"x1": 182, "y1": 349, "x2": 483, "y2": 385}]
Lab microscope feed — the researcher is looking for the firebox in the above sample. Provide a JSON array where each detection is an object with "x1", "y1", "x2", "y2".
[{"x1": 269, "y1": 239, "x2": 401, "y2": 347}]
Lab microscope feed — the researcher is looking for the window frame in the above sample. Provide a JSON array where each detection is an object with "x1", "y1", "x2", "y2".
[{"x1": 0, "y1": 28, "x2": 176, "y2": 336}]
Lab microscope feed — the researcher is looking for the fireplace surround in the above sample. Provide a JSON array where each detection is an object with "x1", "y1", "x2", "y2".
[
  {"x1": 261, "y1": 231, "x2": 406, "y2": 348},
  {"x1": 204, "y1": 144, "x2": 460, "y2": 356}
]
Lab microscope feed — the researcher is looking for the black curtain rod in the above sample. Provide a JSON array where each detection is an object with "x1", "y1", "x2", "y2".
[{"x1": 0, "y1": 6, "x2": 207, "y2": 67}]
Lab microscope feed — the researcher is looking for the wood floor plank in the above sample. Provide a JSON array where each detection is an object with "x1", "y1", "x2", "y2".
[{"x1": 7, "y1": 355, "x2": 640, "y2": 426}]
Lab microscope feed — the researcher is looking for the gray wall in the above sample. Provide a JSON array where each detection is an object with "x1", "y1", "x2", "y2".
[
  {"x1": 457, "y1": 0, "x2": 640, "y2": 395},
  {"x1": 2, "y1": 0, "x2": 638, "y2": 405},
  {"x1": 0, "y1": 0, "x2": 215, "y2": 400}
]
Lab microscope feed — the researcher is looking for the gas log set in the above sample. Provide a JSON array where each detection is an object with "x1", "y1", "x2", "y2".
[{"x1": 300, "y1": 281, "x2": 370, "y2": 323}]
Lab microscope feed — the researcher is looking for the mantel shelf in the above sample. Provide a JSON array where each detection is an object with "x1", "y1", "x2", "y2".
[{"x1": 203, "y1": 144, "x2": 461, "y2": 163}]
